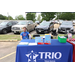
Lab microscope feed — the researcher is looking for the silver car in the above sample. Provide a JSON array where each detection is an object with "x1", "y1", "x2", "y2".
[
  {"x1": 11, "y1": 20, "x2": 35, "y2": 34},
  {"x1": 58, "y1": 21, "x2": 74, "y2": 33}
]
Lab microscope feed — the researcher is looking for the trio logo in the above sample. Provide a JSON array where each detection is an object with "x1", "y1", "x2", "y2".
[
  {"x1": 26, "y1": 50, "x2": 39, "y2": 62},
  {"x1": 26, "y1": 50, "x2": 62, "y2": 62}
]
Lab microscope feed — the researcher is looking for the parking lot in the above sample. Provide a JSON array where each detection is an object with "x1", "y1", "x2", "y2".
[{"x1": 0, "y1": 24, "x2": 75, "y2": 62}]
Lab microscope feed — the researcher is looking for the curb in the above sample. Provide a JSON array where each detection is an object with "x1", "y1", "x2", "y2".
[{"x1": 0, "y1": 39, "x2": 18, "y2": 42}]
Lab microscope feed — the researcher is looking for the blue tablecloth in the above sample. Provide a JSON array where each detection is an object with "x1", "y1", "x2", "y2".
[{"x1": 16, "y1": 39, "x2": 73, "y2": 62}]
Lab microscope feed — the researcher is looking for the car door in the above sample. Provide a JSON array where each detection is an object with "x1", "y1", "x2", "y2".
[
  {"x1": 27, "y1": 21, "x2": 32, "y2": 32},
  {"x1": 30, "y1": 21, "x2": 35, "y2": 30},
  {"x1": 7, "y1": 22, "x2": 13, "y2": 31}
]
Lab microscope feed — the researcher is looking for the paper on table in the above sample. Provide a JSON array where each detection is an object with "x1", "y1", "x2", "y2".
[
  {"x1": 29, "y1": 43, "x2": 37, "y2": 45},
  {"x1": 59, "y1": 36, "x2": 66, "y2": 38},
  {"x1": 19, "y1": 42, "x2": 29, "y2": 45},
  {"x1": 43, "y1": 36, "x2": 45, "y2": 38}
]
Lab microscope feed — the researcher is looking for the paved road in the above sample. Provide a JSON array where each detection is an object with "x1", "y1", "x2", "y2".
[
  {"x1": 0, "y1": 42, "x2": 19, "y2": 62},
  {"x1": 6, "y1": 30, "x2": 37, "y2": 35}
]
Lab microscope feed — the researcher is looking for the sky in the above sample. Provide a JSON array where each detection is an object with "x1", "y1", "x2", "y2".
[{"x1": 0, "y1": 12, "x2": 41, "y2": 19}]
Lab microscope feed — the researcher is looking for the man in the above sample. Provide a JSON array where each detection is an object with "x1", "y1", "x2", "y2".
[{"x1": 20, "y1": 27, "x2": 32, "y2": 40}]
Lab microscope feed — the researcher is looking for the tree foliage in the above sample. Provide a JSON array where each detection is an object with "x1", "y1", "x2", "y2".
[
  {"x1": 0, "y1": 14, "x2": 14, "y2": 20},
  {"x1": 8, "y1": 16, "x2": 13, "y2": 20},
  {"x1": 56, "y1": 12, "x2": 75, "y2": 20},
  {"x1": 26, "y1": 13, "x2": 36, "y2": 22},
  {"x1": 41, "y1": 12, "x2": 56, "y2": 21},
  {"x1": 15, "y1": 15, "x2": 25, "y2": 20},
  {"x1": 0, "y1": 14, "x2": 7, "y2": 20}
]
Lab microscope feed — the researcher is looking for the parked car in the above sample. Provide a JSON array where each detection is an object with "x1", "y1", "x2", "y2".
[
  {"x1": 58, "y1": 21, "x2": 74, "y2": 33},
  {"x1": 54, "y1": 20, "x2": 59, "y2": 24},
  {"x1": 0, "y1": 21, "x2": 18, "y2": 34},
  {"x1": 11, "y1": 20, "x2": 35, "y2": 34},
  {"x1": 51, "y1": 20, "x2": 59, "y2": 24},
  {"x1": 35, "y1": 21, "x2": 40, "y2": 27},
  {"x1": 58, "y1": 20, "x2": 63, "y2": 25},
  {"x1": 35, "y1": 21, "x2": 40, "y2": 24},
  {"x1": 35, "y1": 21, "x2": 54, "y2": 33}
]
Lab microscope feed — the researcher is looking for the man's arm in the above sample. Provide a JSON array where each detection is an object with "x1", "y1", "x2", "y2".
[
  {"x1": 29, "y1": 34, "x2": 32, "y2": 39},
  {"x1": 20, "y1": 35, "x2": 22, "y2": 40}
]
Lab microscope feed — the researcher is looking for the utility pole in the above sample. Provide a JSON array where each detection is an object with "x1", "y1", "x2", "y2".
[
  {"x1": 7, "y1": 12, "x2": 9, "y2": 20},
  {"x1": 25, "y1": 12, "x2": 27, "y2": 20}
]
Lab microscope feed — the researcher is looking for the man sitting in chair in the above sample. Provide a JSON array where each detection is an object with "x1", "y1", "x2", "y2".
[{"x1": 20, "y1": 27, "x2": 32, "y2": 40}]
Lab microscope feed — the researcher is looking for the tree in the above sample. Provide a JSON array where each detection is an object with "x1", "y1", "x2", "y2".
[
  {"x1": 72, "y1": 12, "x2": 75, "y2": 20},
  {"x1": 0, "y1": 14, "x2": 7, "y2": 20},
  {"x1": 15, "y1": 15, "x2": 25, "y2": 20},
  {"x1": 56, "y1": 12, "x2": 74, "y2": 20},
  {"x1": 0, "y1": 14, "x2": 14, "y2": 20},
  {"x1": 26, "y1": 13, "x2": 36, "y2": 22},
  {"x1": 36, "y1": 14, "x2": 41, "y2": 21},
  {"x1": 8, "y1": 16, "x2": 13, "y2": 20},
  {"x1": 56, "y1": 12, "x2": 62, "y2": 20},
  {"x1": 41, "y1": 12, "x2": 56, "y2": 21},
  {"x1": 4, "y1": 16, "x2": 8, "y2": 20}
]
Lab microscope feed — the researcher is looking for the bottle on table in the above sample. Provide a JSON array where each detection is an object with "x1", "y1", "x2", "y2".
[{"x1": 68, "y1": 31, "x2": 72, "y2": 41}]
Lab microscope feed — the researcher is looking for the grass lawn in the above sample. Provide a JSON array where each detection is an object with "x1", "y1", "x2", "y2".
[
  {"x1": 0, "y1": 35, "x2": 21, "y2": 41},
  {"x1": 0, "y1": 34, "x2": 75, "y2": 41}
]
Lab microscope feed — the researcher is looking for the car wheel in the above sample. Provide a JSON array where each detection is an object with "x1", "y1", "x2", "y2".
[
  {"x1": 34, "y1": 27, "x2": 36, "y2": 30},
  {"x1": 65, "y1": 32, "x2": 67, "y2": 34},
  {"x1": 13, "y1": 31, "x2": 17, "y2": 34},
  {"x1": 36, "y1": 31, "x2": 39, "y2": 34},
  {"x1": 58, "y1": 30, "x2": 60, "y2": 33},
  {"x1": 2, "y1": 29, "x2": 7, "y2": 34},
  {"x1": 37, "y1": 32, "x2": 39, "y2": 34},
  {"x1": 48, "y1": 28, "x2": 50, "y2": 32},
  {"x1": 14, "y1": 32, "x2": 16, "y2": 34}
]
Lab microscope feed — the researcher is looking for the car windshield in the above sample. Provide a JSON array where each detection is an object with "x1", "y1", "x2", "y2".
[
  {"x1": 59, "y1": 20, "x2": 63, "y2": 22},
  {"x1": 40, "y1": 22, "x2": 50, "y2": 26},
  {"x1": 35, "y1": 21, "x2": 39, "y2": 23},
  {"x1": 61, "y1": 21, "x2": 73, "y2": 25},
  {"x1": 17, "y1": 21, "x2": 27, "y2": 25},
  {"x1": 0, "y1": 22, "x2": 8, "y2": 26}
]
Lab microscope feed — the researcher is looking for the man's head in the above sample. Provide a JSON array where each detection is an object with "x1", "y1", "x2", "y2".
[{"x1": 23, "y1": 27, "x2": 27, "y2": 32}]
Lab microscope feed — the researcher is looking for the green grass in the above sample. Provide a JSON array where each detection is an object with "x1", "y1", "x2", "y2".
[
  {"x1": 0, "y1": 35, "x2": 21, "y2": 41},
  {"x1": 0, "y1": 34, "x2": 75, "y2": 41}
]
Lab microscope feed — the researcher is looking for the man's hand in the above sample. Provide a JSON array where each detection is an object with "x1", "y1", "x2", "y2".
[{"x1": 29, "y1": 34, "x2": 32, "y2": 39}]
